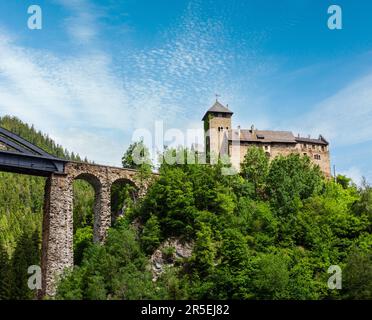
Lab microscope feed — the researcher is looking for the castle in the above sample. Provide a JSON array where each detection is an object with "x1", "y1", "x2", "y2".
[{"x1": 202, "y1": 100, "x2": 331, "y2": 177}]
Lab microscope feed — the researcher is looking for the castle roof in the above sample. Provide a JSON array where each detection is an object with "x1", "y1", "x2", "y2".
[
  {"x1": 230, "y1": 129, "x2": 296, "y2": 143},
  {"x1": 202, "y1": 101, "x2": 233, "y2": 121},
  {"x1": 295, "y1": 135, "x2": 329, "y2": 145},
  {"x1": 229, "y1": 129, "x2": 329, "y2": 145}
]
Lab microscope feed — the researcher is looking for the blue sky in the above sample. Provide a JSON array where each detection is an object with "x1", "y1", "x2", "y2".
[{"x1": 0, "y1": 0, "x2": 371, "y2": 183}]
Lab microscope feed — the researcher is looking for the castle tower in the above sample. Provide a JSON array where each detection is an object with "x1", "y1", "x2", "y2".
[{"x1": 202, "y1": 100, "x2": 233, "y2": 162}]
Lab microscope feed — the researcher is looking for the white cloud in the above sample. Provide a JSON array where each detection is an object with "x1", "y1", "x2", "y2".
[
  {"x1": 0, "y1": 8, "x2": 237, "y2": 165},
  {"x1": 0, "y1": 1, "x2": 270, "y2": 165},
  {"x1": 282, "y1": 72, "x2": 372, "y2": 185},
  {"x1": 0, "y1": 32, "x2": 157, "y2": 165},
  {"x1": 292, "y1": 73, "x2": 372, "y2": 147},
  {"x1": 56, "y1": 0, "x2": 99, "y2": 44},
  {"x1": 339, "y1": 166, "x2": 363, "y2": 186}
]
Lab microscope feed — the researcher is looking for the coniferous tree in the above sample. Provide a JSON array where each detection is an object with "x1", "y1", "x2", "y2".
[{"x1": 0, "y1": 246, "x2": 12, "y2": 300}]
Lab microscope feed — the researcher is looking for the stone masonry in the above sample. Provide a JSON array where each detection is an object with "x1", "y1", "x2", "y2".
[
  {"x1": 203, "y1": 101, "x2": 332, "y2": 178},
  {"x1": 41, "y1": 161, "x2": 144, "y2": 297}
]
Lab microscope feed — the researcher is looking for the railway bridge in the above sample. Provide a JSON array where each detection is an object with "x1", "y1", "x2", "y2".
[{"x1": 0, "y1": 127, "x2": 145, "y2": 297}]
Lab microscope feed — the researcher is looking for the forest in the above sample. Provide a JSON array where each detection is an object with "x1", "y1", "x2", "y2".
[{"x1": 0, "y1": 116, "x2": 371, "y2": 300}]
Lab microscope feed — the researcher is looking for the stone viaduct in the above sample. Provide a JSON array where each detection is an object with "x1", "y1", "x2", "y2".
[
  {"x1": 42, "y1": 161, "x2": 144, "y2": 297},
  {"x1": 0, "y1": 127, "x2": 147, "y2": 297}
]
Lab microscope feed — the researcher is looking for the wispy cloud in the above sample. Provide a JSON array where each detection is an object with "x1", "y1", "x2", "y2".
[
  {"x1": 0, "y1": 2, "x2": 267, "y2": 165},
  {"x1": 294, "y1": 73, "x2": 372, "y2": 147},
  {"x1": 55, "y1": 0, "x2": 100, "y2": 44},
  {"x1": 281, "y1": 69, "x2": 372, "y2": 184}
]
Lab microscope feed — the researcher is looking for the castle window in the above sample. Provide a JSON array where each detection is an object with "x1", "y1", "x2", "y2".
[
  {"x1": 314, "y1": 154, "x2": 321, "y2": 160},
  {"x1": 303, "y1": 153, "x2": 307, "y2": 156},
  {"x1": 312, "y1": 145, "x2": 315, "y2": 149},
  {"x1": 264, "y1": 146, "x2": 269, "y2": 150},
  {"x1": 304, "y1": 144, "x2": 307, "y2": 148},
  {"x1": 321, "y1": 146, "x2": 325, "y2": 151}
]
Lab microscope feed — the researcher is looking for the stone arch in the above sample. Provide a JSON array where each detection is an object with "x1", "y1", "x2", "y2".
[
  {"x1": 70, "y1": 169, "x2": 111, "y2": 244},
  {"x1": 74, "y1": 172, "x2": 102, "y2": 191},
  {"x1": 41, "y1": 162, "x2": 147, "y2": 297},
  {"x1": 73, "y1": 172, "x2": 103, "y2": 244}
]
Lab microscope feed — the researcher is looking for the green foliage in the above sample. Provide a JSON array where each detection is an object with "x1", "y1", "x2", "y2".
[
  {"x1": 266, "y1": 154, "x2": 324, "y2": 215},
  {"x1": 343, "y1": 249, "x2": 372, "y2": 299},
  {"x1": 161, "y1": 246, "x2": 176, "y2": 263},
  {"x1": 10, "y1": 231, "x2": 40, "y2": 300},
  {"x1": 336, "y1": 175, "x2": 353, "y2": 189},
  {"x1": 190, "y1": 223, "x2": 216, "y2": 276},
  {"x1": 241, "y1": 146, "x2": 269, "y2": 196},
  {"x1": 73, "y1": 226, "x2": 93, "y2": 265},
  {"x1": 141, "y1": 215, "x2": 161, "y2": 254},
  {"x1": 73, "y1": 180, "x2": 94, "y2": 232},
  {"x1": 251, "y1": 253, "x2": 290, "y2": 299},
  {"x1": 56, "y1": 149, "x2": 372, "y2": 300},
  {"x1": 56, "y1": 226, "x2": 157, "y2": 300},
  {"x1": 352, "y1": 180, "x2": 372, "y2": 232},
  {"x1": 141, "y1": 166, "x2": 196, "y2": 238},
  {"x1": 2, "y1": 116, "x2": 372, "y2": 301},
  {"x1": 122, "y1": 139, "x2": 152, "y2": 171},
  {"x1": 111, "y1": 183, "x2": 136, "y2": 220},
  {"x1": 0, "y1": 245, "x2": 12, "y2": 300}
]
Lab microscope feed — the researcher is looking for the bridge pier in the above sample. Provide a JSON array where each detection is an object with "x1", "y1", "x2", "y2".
[
  {"x1": 41, "y1": 174, "x2": 74, "y2": 297},
  {"x1": 93, "y1": 184, "x2": 111, "y2": 243}
]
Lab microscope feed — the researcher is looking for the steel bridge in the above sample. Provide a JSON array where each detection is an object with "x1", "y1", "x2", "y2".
[{"x1": 0, "y1": 127, "x2": 67, "y2": 176}]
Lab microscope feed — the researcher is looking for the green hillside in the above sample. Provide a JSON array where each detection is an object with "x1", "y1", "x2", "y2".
[
  {"x1": 0, "y1": 116, "x2": 92, "y2": 299},
  {"x1": 0, "y1": 116, "x2": 371, "y2": 300},
  {"x1": 57, "y1": 148, "x2": 372, "y2": 300}
]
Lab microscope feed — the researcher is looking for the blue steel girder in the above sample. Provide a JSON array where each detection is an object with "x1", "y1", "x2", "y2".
[
  {"x1": 0, "y1": 127, "x2": 52, "y2": 156},
  {"x1": 0, "y1": 126, "x2": 67, "y2": 176},
  {"x1": 0, "y1": 150, "x2": 67, "y2": 176}
]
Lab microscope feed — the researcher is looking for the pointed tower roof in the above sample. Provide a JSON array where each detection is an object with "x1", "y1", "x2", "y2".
[{"x1": 202, "y1": 101, "x2": 233, "y2": 121}]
